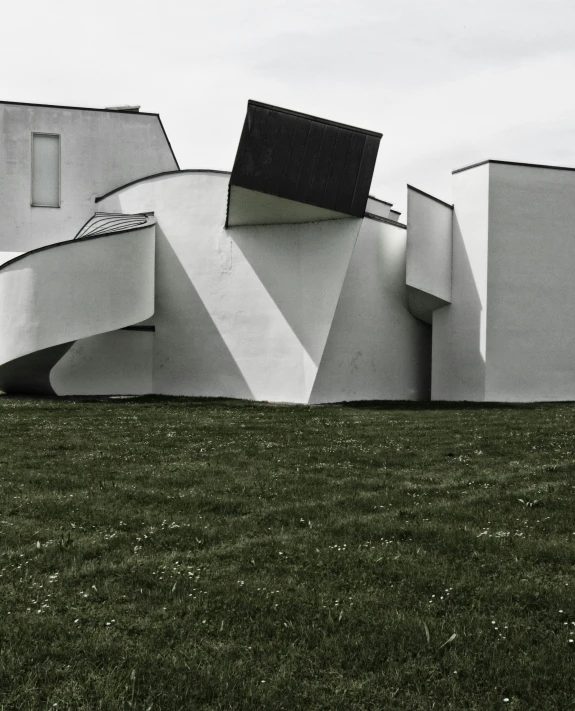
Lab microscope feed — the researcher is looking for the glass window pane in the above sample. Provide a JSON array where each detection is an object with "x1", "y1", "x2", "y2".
[{"x1": 32, "y1": 134, "x2": 60, "y2": 206}]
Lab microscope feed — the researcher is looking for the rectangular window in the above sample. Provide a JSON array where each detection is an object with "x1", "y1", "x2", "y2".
[{"x1": 31, "y1": 133, "x2": 60, "y2": 207}]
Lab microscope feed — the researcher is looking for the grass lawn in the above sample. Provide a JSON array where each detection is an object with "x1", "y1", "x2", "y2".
[{"x1": 0, "y1": 396, "x2": 574, "y2": 710}]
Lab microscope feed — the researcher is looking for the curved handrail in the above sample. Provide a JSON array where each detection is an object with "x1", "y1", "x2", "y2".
[{"x1": 74, "y1": 212, "x2": 151, "y2": 239}]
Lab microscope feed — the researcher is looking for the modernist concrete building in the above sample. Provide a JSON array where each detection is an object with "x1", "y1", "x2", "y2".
[{"x1": 0, "y1": 98, "x2": 573, "y2": 402}]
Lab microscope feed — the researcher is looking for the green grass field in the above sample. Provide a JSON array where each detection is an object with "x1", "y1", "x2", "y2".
[{"x1": 0, "y1": 396, "x2": 574, "y2": 710}]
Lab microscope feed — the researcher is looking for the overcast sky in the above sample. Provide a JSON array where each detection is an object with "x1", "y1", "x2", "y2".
[{"x1": 3, "y1": 0, "x2": 575, "y2": 215}]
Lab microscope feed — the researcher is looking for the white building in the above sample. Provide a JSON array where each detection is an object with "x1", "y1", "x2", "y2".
[
  {"x1": 0, "y1": 98, "x2": 573, "y2": 402},
  {"x1": 408, "y1": 160, "x2": 575, "y2": 402}
]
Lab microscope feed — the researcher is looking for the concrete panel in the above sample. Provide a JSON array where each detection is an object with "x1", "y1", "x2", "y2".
[
  {"x1": 485, "y1": 163, "x2": 575, "y2": 401},
  {"x1": 406, "y1": 186, "x2": 453, "y2": 325},
  {"x1": 432, "y1": 165, "x2": 489, "y2": 400},
  {"x1": 309, "y1": 217, "x2": 431, "y2": 403}
]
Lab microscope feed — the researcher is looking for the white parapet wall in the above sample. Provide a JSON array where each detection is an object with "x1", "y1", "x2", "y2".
[
  {"x1": 97, "y1": 171, "x2": 430, "y2": 403},
  {"x1": 406, "y1": 186, "x2": 453, "y2": 324}
]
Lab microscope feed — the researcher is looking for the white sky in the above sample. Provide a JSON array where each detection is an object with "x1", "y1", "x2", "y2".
[{"x1": 3, "y1": 0, "x2": 575, "y2": 215}]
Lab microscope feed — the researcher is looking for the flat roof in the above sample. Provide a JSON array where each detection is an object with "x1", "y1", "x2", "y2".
[
  {"x1": 0, "y1": 99, "x2": 160, "y2": 117},
  {"x1": 453, "y1": 158, "x2": 575, "y2": 175}
]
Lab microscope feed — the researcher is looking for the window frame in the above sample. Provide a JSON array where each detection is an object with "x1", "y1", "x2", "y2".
[{"x1": 31, "y1": 132, "x2": 61, "y2": 208}]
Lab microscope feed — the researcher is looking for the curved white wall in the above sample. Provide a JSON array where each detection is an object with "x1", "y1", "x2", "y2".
[
  {"x1": 0, "y1": 226, "x2": 155, "y2": 394},
  {"x1": 99, "y1": 173, "x2": 428, "y2": 403},
  {"x1": 51, "y1": 330, "x2": 153, "y2": 396}
]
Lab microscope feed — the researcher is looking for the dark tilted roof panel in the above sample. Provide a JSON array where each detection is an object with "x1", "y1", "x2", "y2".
[{"x1": 230, "y1": 100, "x2": 382, "y2": 218}]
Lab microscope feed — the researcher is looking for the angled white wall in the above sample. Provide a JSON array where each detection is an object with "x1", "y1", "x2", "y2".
[
  {"x1": 406, "y1": 186, "x2": 452, "y2": 324},
  {"x1": 227, "y1": 186, "x2": 350, "y2": 226},
  {"x1": 99, "y1": 172, "x2": 361, "y2": 403},
  {"x1": 431, "y1": 164, "x2": 489, "y2": 400},
  {"x1": 309, "y1": 216, "x2": 431, "y2": 403},
  {"x1": 98, "y1": 172, "x2": 428, "y2": 403},
  {"x1": 0, "y1": 103, "x2": 177, "y2": 252}
]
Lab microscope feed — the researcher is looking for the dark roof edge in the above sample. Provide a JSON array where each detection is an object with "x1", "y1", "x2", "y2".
[
  {"x1": 367, "y1": 194, "x2": 393, "y2": 207},
  {"x1": 156, "y1": 115, "x2": 180, "y2": 170},
  {"x1": 0, "y1": 224, "x2": 153, "y2": 273},
  {"x1": 364, "y1": 212, "x2": 407, "y2": 229},
  {"x1": 407, "y1": 184, "x2": 453, "y2": 209},
  {"x1": 248, "y1": 100, "x2": 383, "y2": 138},
  {"x1": 453, "y1": 158, "x2": 575, "y2": 175},
  {"x1": 0, "y1": 99, "x2": 160, "y2": 117},
  {"x1": 95, "y1": 168, "x2": 231, "y2": 203}
]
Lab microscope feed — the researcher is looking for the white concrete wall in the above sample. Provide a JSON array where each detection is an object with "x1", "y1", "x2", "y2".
[
  {"x1": 51, "y1": 330, "x2": 153, "y2": 396},
  {"x1": 100, "y1": 172, "x2": 361, "y2": 402},
  {"x1": 0, "y1": 226, "x2": 155, "y2": 394},
  {"x1": 0, "y1": 103, "x2": 177, "y2": 252},
  {"x1": 485, "y1": 163, "x2": 575, "y2": 401},
  {"x1": 406, "y1": 187, "x2": 452, "y2": 306},
  {"x1": 432, "y1": 164, "x2": 490, "y2": 400},
  {"x1": 365, "y1": 196, "x2": 392, "y2": 219},
  {"x1": 99, "y1": 173, "x2": 429, "y2": 403},
  {"x1": 309, "y1": 216, "x2": 431, "y2": 403}
]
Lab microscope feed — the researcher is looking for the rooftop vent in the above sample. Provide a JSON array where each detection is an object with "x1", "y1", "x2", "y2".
[{"x1": 105, "y1": 105, "x2": 141, "y2": 113}]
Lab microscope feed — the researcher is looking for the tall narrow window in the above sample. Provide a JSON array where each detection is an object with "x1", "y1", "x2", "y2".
[{"x1": 31, "y1": 133, "x2": 60, "y2": 207}]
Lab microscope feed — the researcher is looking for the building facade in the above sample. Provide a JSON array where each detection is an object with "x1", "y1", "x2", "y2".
[{"x1": 0, "y1": 98, "x2": 572, "y2": 402}]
